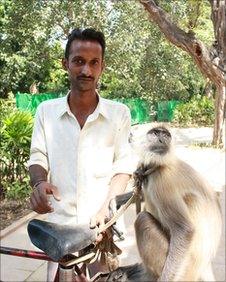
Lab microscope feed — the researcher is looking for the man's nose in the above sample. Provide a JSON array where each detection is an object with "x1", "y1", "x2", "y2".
[{"x1": 81, "y1": 64, "x2": 92, "y2": 76}]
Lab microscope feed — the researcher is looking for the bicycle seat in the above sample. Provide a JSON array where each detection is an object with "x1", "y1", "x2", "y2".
[{"x1": 27, "y1": 219, "x2": 96, "y2": 261}]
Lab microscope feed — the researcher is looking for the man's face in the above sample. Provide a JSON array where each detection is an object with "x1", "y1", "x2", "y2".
[{"x1": 63, "y1": 39, "x2": 104, "y2": 92}]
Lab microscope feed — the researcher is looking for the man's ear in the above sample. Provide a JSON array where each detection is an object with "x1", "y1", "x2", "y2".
[
  {"x1": 101, "y1": 60, "x2": 105, "y2": 72},
  {"x1": 62, "y1": 58, "x2": 68, "y2": 71}
]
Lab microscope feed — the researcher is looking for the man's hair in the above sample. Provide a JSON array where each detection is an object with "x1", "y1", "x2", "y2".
[{"x1": 65, "y1": 28, "x2": 106, "y2": 59}]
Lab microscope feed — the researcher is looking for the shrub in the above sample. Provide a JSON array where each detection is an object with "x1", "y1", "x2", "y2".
[
  {"x1": 0, "y1": 95, "x2": 16, "y2": 127},
  {"x1": 2, "y1": 179, "x2": 31, "y2": 200},
  {"x1": 172, "y1": 96, "x2": 214, "y2": 127},
  {"x1": 0, "y1": 110, "x2": 33, "y2": 199}
]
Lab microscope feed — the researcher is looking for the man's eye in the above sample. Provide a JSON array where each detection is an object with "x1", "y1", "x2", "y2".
[
  {"x1": 91, "y1": 60, "x2": 99, "y2": 66},
  {"x1": 73, "y1": 59, "x2": 83, "y2": 65}
]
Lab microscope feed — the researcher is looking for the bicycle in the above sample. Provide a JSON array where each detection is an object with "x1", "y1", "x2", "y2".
[{"x1": 0, "y1": 191, "x2": 142, "y2": 282}]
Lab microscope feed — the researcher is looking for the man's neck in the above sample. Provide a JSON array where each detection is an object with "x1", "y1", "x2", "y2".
[
  {"x1": 68, "y1": 89, "x2": 99, "y2": 128},
  {"x1": 69, "y1": 89, "x2": 98, "y2": 111}
]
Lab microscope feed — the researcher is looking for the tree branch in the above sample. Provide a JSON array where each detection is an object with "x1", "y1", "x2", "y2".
[
  {"x1": 139, "y1": 0, "x2": 223, "y2": 87},
  {"x1": 209, "y1": 0, "x2": 226, "y2": 80}
]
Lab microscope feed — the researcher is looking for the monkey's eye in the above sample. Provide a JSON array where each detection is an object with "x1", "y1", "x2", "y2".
[
  {"x1": 147, "y1": 128, "x2": 171, "y2": 136},
  {"x1": 151, "y1": 130, "x2": 158, "y2": 136},
  {"x1": 164, "y1": 131, "x2": 171, "y2": 137}
]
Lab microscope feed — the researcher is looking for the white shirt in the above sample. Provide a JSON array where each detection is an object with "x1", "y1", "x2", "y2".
[{"x1": 28, "y1": 94, "x2": 134, "y2": 225}]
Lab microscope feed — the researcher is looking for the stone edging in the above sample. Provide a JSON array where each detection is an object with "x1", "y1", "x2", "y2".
[{"x1": 0, "y1": 211, "x2": 38, "y2": 239}]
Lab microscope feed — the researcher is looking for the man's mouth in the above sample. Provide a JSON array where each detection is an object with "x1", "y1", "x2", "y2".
[{"x1": 78, "y1": 77, "x2": 94, "y2": 81}]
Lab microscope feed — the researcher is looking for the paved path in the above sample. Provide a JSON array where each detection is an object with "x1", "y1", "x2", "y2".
[{"x1": 1, "y1": 126, "x2": 225, "y2": 281}]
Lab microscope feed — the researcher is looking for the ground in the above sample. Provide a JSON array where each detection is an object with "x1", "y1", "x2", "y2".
[{"x1": 0, "y1": 198, "x2": 31, "y2": 230}]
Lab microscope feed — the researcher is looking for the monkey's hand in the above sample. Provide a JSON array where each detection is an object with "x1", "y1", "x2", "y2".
[
  {"x1": 133, "y1": 164, "x2": 149, "y2": 190},
  {"x1": 90, "y1": 206, "x2": 110, "y2": 243}
]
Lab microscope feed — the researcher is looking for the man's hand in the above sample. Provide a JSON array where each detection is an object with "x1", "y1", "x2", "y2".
[
  {"x1": 30, "y1": 182, "x2": 61, "y2": 214},
  {"x1": 89, "y1": 174, "x2": 130, "y2": 243},
  {"x1": 90, "y1": 206, "x2": 110, "y2": 243}
]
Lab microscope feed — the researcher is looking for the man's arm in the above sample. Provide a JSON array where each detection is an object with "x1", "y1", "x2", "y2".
[
  {"x1": 29, "y1": 164, "x2": 61, "y2": 214},
  {"x1": 90, "y1": 105, "x2": 133, "y2": 240},
  {"x1": 28, "y1": 105, "x2": 61, "y2": 214},
  {"x1": 29, "y1": 164, "x2": 48, "y2": 187},
  {"x1": 90, "y1": 173, "x2": 130, "y2": 229}
]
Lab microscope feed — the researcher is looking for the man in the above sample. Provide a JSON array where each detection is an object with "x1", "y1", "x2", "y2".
[{"x1": 28, "y1": 28, "x2": 134, "y2": 281}]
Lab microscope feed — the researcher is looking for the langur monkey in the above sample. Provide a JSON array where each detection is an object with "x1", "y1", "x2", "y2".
[
  {"x1": 107, "y1": 124, "x2": 222, "y2": 282},
  {"x1": 133, "y1": 124, "x2": 222, "y2": 281}
]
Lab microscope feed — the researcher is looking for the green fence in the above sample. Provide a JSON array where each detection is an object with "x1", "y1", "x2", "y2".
[
  {"x1": 116, "y1": 98, "x2": 154, "y2": 124},
  {"x1": 16, "y1": 93, "x2": 154, "y2": 124},
  {"x1": 16, "y1": 92, "x2": 65, "y2": 115},
  {"x1": 16, "y1": 93, "x2": 180, "y2": 124},
  {"x1": 157, "y1": 100, "x2": 180, "y2": 122}
]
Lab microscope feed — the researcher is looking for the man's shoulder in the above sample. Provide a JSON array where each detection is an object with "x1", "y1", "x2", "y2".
[
  {"x1": 38, "y1": 96, "x2": 66, "y2": 109},
  {"x1": 35, "y1": 96, "x2": 67, "y2": 119},
  {"x1": 100, "y1": 97, "x2": 129, "y2": 112}
]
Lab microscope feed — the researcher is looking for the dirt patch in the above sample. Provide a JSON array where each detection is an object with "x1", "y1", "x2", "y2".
[{"x1": 0, "y1": 198, "x2": 32, "y2": 230}]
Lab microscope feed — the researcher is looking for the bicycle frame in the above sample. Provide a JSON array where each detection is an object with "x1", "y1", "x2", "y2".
[
  {"x1": 0, "y1": 246, "x2": 51, "y2": 261},
  {"x1": 0, "y1": 192, "x2": 137, "y2": 281},
  {"x1": 0, "y1": 246, "x2": 90, "y2": 282}
]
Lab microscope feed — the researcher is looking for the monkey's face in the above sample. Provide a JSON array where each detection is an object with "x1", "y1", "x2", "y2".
[
  {"x1": 137, "y1": 124, "x2": 174, "y2": 167},
  {"x1": 146, "y1": 126, "x2": 171, "y2": 155}
]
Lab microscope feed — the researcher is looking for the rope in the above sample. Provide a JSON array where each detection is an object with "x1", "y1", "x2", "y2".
[
  {"x1": 98, "y1": 164, "x2": 158, "y2": 234},
  {"x1": 61, "y1": 166, "x2": 157, "y2": 274},
  {"x1": 98, "y1": 188, "x2": 139, "y2": 234}
]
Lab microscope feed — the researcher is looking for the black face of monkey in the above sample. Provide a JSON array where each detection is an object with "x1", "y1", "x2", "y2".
[{"x1": 146, "y1": 126, "x2": 171, "y2": 154}]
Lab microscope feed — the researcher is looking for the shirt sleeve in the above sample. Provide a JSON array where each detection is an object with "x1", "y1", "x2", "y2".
[
  {"x1": 112, "y1": 106, "x2": 136, "y2": 176},
  {"x1": 27, "y1": 104, "x2": 49, "y2": 172}
]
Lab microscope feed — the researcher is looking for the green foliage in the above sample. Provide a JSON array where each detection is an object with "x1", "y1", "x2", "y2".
[
  {"x1": 0, "y1": 0, "x2": 67, "y2": 97},
  {"x1": 0, "y1": 0, "x2": 214, "y2": 107},
  {"x1": 172, "y1": 96, "x2": 214, "y2": 126},
  {"x1": 159, "y1": 0, "x2": 214, "y2": 45},
  {"x1": 139, "y1": 34, "x2": 205, "y2": 103},
  {"x1": 2, "y1": 178, "x2": 31, "y2": 200},
  {"x1": 0, "y1": 93, "x2": 16, "y2": 126},
  {"x1": 0, "y1": 108, "x2": 33, "y2": 199}
]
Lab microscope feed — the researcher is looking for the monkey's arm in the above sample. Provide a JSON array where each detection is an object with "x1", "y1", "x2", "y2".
[
  {"x1": 134, "y1": 162, "x2": 158, "y2": 190},
  {"x1": 158, "y1": 199, "x2": 194, "y2": 281}
]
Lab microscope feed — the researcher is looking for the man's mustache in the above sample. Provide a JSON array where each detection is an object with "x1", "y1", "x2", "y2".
[{"x1": 77, "y1": 75, "x2": 94, "y2": 80}]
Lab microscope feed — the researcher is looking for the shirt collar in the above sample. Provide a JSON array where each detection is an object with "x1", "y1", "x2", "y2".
[
  {"x1": 98, "y1": 94, "x2": 111, "y2": 120},
  {"x1": 56, "y1": 91, "x2": 111, "y2": 120},
  {"x1": 56, "y1": 91, "x2": 71, "y2": 119}
]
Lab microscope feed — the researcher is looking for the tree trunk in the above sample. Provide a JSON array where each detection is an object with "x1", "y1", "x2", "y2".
[
  {"x1": 209, "y1": 0, "x2": 226, "y2": 146},
  {"x1": 213, "y1": 84, "x2": 226, "y2": 146},
  {"x1": 203, "y1": 80, "x2": 214, "y2": 98},
  {"x1": 139, "y1": 0, "x2": 225, "y2": 145}
]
